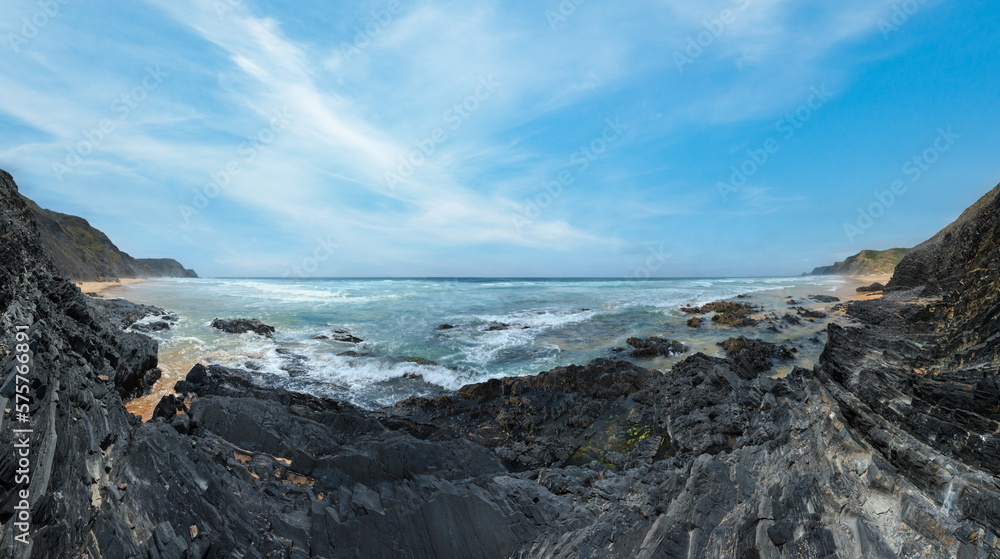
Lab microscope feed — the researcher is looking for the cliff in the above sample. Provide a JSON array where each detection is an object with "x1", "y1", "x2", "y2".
[
  {"x1": 809, "y1": 247, "x2": 910, "y2": 276},
  {"x1": 887, "y1": 181, "x2": 1000, "y2": 365},
  {"x1": 19, "y1": 195, "x2": 196, "y2": 281},
  {"x1": 887, "y1": 183, "x2": 1000, "y2": 295},
  {"x1": 136, "y1": 259, "x2": 198, "y2": 279}
]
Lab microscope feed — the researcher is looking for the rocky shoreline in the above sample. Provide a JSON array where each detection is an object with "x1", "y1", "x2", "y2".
[{"x1": 2, "y1": 166, "x2": 1000, "y2": 558}]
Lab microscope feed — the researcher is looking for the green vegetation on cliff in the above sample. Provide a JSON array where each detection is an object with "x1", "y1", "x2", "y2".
[
  {"x1": 809, "y1": 247, "x2": 910, "y2": 276},
  {"x1": 20, "y1": 194, "x2": 196, "y2": 281}
]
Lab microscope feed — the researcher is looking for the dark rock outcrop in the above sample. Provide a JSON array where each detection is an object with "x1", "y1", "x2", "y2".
[
  {"x1": 89, "y1": 298, "x2": 171, "y2": 330},
  {"x1": 331, "y1": 329, "x2": 363, "y2": 343},
  {"x1": 681, "y1": 301, "x2": 760, "y2": 327},
  {"x1": 623, "y1": 336, "x2": 688, "y2": 358},
  {"x1": 857, "y1": 281, "x2": 885, "y2": 292},
  {"x1": 211, "y1": 318, "x2": 275, "y2": 338},
  {"x1": 888, "y1": 183, "x2": 999, "y2": 295},
  {"x1": 717, "y1": 335, "x2": 795, "y2": 375},
  {"x1": 794, "y1": 306, "x2": 828, "y2": 319},
  {"x1": 0, "y1": 169, "x2": 163, "y2": 555}
]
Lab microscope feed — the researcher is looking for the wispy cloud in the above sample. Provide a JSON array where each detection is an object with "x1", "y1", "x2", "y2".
[{"x1": 0, "y1": 0, "x2": 975, "y2": 276}]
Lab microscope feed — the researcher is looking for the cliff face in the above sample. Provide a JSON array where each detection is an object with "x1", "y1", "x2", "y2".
[
  {"x1": 0, "y1": 170, "x2": 161, "y2": 554},
  {"x1": 888, "y1": 183, "x2": 1000, "y2": 295},
  {"x1": 810, "y1": 247, "x2": 910, "y2": 276},
  {"x1": 20, "y1": 195, "x2": 152, "y2": 281},
  {"x1": 887, "y1": 182, "x2": 1000, "y2": 365},
  {"x1": 19, "y1": 195, "x2": 197, "y2": 281},
  {"x1": 136, "y1": 259, "x2": 198, "y2": 278}
]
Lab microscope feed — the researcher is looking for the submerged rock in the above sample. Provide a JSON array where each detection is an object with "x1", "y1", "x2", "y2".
[
  {"x1": 781, "y1": 313, "x2": 803, "y2": 325},
  {"x1": 331, "y1": 331, "x2": 363, "y2": 343},
  {"x1": 211, "y1": 317, "x2": 276, "y2": 337},
  {"x1": 402, "y1": 356, "x2": 440, "y2": 366},
  {"x1": 683, "y1": 301, "x2": 762, "y2": 327},
  {"x1": 794, "y1": 306, "x2": 828, "y2": 319}
]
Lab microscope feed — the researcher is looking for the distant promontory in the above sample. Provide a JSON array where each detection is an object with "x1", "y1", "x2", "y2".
[
  {"x1": 19, "y1": 194, "x2": 196, "y2": 281},
  {"x1": 807, "y1": 247, "x2": 910, "y2": 276}
]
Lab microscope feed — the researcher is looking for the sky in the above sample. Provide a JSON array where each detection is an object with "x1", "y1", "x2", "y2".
[{"x1": 1, "y1": 0, "x2": 998, "y2": 278}]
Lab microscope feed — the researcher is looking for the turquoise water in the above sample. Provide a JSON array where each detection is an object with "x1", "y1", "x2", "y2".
[{"x1": 115, "y1": 276, "x2": 853, "y2": 409}]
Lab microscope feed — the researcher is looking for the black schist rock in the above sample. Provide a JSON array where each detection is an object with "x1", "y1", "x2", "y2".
[
  {"x1": 211, "y1": 317, "x2": 275, "y2": 338},
  {"x1": 717, "y1": 335, "x2": 795, "y2": 375},
  {"x1": 856, "y1": 281, "x2": 885, "y2": 292},
  {"x1": 89, "y1": 297, "x2": 170, "y2": 330},
  {"x1": 623, "y1": 336, "x2": 689, "y2": 357}
]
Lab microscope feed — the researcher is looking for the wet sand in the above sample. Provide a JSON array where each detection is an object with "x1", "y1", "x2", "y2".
[
  {"x1": 75, "y1": 278, "x2": 147, "y2": 296},
  {"x1": 835, "y1": 274, "x2": 892, "y2": 301},
  {"x1": 127, "y1": 360, "x2": 193, "y2": 421}
]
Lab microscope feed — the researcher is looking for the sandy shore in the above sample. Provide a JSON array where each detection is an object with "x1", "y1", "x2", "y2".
[
  {"x1": 833, "y1": 273, "x2": 893, "y2": 301},
  {"x1": 75, "y1": 277, "x2": 147, "y2": 296}
]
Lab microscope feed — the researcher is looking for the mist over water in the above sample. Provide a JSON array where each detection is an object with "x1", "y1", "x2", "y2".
[{"x1": 119, "y1": 276, "x2": 850, "y2": 408}]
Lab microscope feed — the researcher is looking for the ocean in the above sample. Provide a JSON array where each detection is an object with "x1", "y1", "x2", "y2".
[{"x1": 113, "y1": 276, "x2": 858, "y2": 415}]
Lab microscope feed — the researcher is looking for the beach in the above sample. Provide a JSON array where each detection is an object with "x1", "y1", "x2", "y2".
[
  {"x1": 74, "y1": 277, "x2": 147, "y2": 296},
  {"x1": 106, "y1": 274, "x2": 891, "y2": 420}
]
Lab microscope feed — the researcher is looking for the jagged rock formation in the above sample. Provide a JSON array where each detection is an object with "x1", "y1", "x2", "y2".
[
  {"x1": 0, "y1": 170, "x2": 162, "y2": 556},
  {"x1": 19, "y1": 193, "x2": 196, "y2": 281},
  {"x1": 809, "y1": 247, "x2": 910, "y2": 276},
  {"x1": 3, "y1": 164, "x2": 1000, "y2": 558},
  {"x1": 886, "y1": 182, "x2": 1000, "y2": 366}
]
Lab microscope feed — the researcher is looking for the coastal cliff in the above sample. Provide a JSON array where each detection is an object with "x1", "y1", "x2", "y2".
[
  {"x1": 1, "y1": 167, "x2": 999, "y2": 558},
  {"x1": 809, "y1": 247, "x2": 910, "y2": 276},
  {"x1": 136, "y1": 259, "x2": 198, "y2": 279},
  {"x1": 19, "y1": 194, "x2": 196, "y2": 281}
]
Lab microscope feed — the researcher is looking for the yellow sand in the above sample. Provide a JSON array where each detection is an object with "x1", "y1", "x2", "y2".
[
  {"x1": 74, "y1": 278, "x2": 147, "y2": 297},
  {"x1": 835, "y1": 273, "x2": 893, "y2": 301}
]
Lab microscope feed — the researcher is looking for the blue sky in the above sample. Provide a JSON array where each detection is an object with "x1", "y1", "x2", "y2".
[{"x1": 1, "y1": 0, "x2": 997, "y2": 277}]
